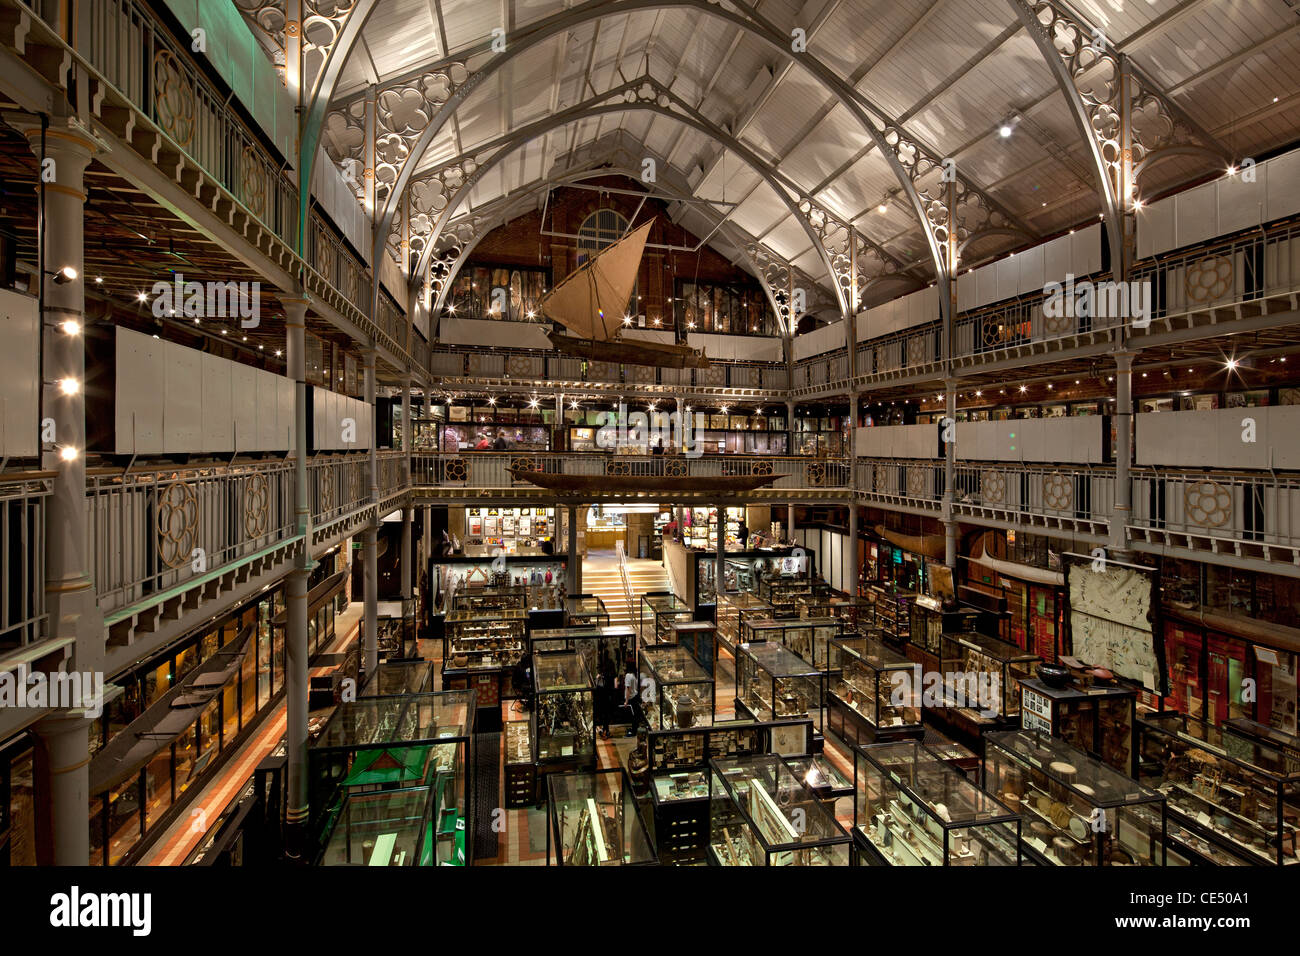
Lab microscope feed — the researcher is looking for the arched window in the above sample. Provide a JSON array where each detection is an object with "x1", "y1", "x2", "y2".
[{"x1": 576, "y1": 208, "x2": 638, "y2": 322}]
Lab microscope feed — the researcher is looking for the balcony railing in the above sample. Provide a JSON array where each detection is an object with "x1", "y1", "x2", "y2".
[
  {"x1": 87, "y1": 460, "x2": 295, "y2": 613},
  {"x1": 411, "y1": 452, "x2": 849, "y2": 492},
  {"x1": 1130, "y1": 468, "x2": 1300, "y2": 552},
  {"x1": 856, "y1": 458, "x2": 1114, "y2": 535},
  {"x1": 0, "y1": 472, "x2": 51, "y2": 652}
]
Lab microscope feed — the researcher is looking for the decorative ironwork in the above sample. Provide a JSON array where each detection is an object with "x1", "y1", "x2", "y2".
[
  {"x1": 320, "y1": 472, "x2": 336, "y2": 512},
  {"x1": 906, "y1": 466, "x2": 928, "y2": 498},
  {"x1": 806, "y1": 461, "x2": 827, "y2": 487},
  {"x1": 348, "y1": 463, "x2": 363, "y2": 503},
  {"x1": 510, "y1": 457, "x2": 537, "y2": 479},
  {"x1": 153, "y1": 49, "x2": 196, "y2": 148},
  {"x1": 240, "y1": 145, "x2": 268, "y2": 218},
  {"x1": 751, "y1": 460, "x2": 774, "y2": 477},
  {"x1": 981, "y1": 470, "x2": 1006, "y2": 505},
  {"x1": 664, "y1": 459, "x2": 687, "y2": 477},
  {"x1": 157, "y1": 479, "x2": 199, "y2": 569},
  {"x1": 444, "y1": 457, "x2": 468, "y2": 482},
  {"x1": 1185, "y1": 255, "x2": 1233, "y2": 303},
  {"x1": 606, "y1": 459, "x2": 632, "y2": 477},
  {"x1": 243, "y1": 472, "x2": 270, "y2": 538},
  {"x1": 1184, "y1": 480, "x2": 1231, "y2": 528},
  {"x1": 1042, "y1": 472, "x2": 1073, "y2": 510}
]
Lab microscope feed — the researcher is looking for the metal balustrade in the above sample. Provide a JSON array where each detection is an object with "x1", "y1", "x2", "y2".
[
  {"x1": 855, "y1": 458, "x2": 1114, "y2": 535},
  {"x1": 1130, "y1": 468, "x2": 1300, "y2": 552},
  {"x1": 0, "y1": 472, "x2": 51, "y2": 652},
  {"x1": 72, "y1": 0, "x2": 297, "y2": 247},
  {"x1": 306, "y1": 214, "x2": 371, "y2": 318},
  {"x1": 410, "y1": 452, "x2": 849, "y2": 492},
  {"x1": 86, "y1": 460, "x2": 295, "y2": 613}
]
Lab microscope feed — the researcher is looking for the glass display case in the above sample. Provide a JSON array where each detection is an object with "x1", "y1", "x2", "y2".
[
  {"x1": 647, "y1": 719, "x2": 815, "y2": 773},
  {"x1": 565, "y1": 594, "x2": 610, "y2": 628},
  {"x1": 670, "y1": 621, "x2": 718, "y2": 677},
  {"x1": 650, "y1": 769, "x2": 712, "y2": 865},
  {"x1": 639, "y1": 592, "x2": 694, "y2": 646},
  {"x1": 639, "y1": 645, "x2": 716, "y2": 731},
  {"x1": 758, "y1": 577, "x2": 816, "y2": 616},
  {"x1": 430, "y1": 556, "x2": 567, "y2": 615},
  {"x1": 708, "y1": 754, "x2": 851, "y2": 866},
  {"x1": 547, "y1": 768, "x2": 658, "y2": 866},
  {"x1": 774, "y1": 616, "x2": 843, "y2": 670},
  {"x1": 318, "y1": 787, "x2": 437, "y2": 866},
  {"x1": 827, "y1": 635, "x2": 923, "y2": 746},
  {"x1": 1138, "y1": 713, "x2": 1300, "y2": 865},
  {"x1": 940, "y1": 631, "x2": 1039, "y2": 723},
  {"x1": 443, "y1": 609, "x2": 527, "y2": 677},
  {"x1": 909, "y1": 595, "x2": 944, "y2": 656},
  {"x1": 532, "y1": 651, "x2": 595, "y2": 771},
  {"x1": 504, "y1": 719, "x2": 536, "y2": 809},
  {"x1": 359, "y1": 660, "x2": 433, "y2": 698},
  {"x1": 870, "y1": 585, "x2": 917, "y2": 645},
  {"x1": 571, "y1": 625, "x2": 636, "y2": 682},
  {"x1": 854, "y1": 741, "x2": 1021, "y2": 866},
  {"x1": 818, "y1": 595, "x2": 877, "y2": 637},
  {"x1": 307, "y1": 691, "x2": 475, "y2": 844},
  {"x1": 1019, "y1": 677, "x2": 1137, "y2": 776},
  {"x1": 715, "y1": 591, "x2": 774, "y2": 652},
  {"x1": 735, "y1": 642, "x2": 824, "y2": 730},
  {"x1": 984, "y1": 729, "x2": 1167, "y2": 866},
  {"x1": 785, "y1": 753, "x2": 854, "y2": 812},
  {"x1": 453, "y1": 586, "x2": 527, "y2": 613}
]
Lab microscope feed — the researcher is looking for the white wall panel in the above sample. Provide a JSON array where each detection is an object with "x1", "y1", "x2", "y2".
[
  {"x1": 114, "y1": 329, "x2": 164, "y2": 455},
  {"x1": 231, "y1": 363, "x2": 257, "y2": 452},
  {"x1": 163, "y1": 341, "x2": 203, "y2": 452},
  {"x1": 1018, "y1": 245, "x2": 1044, "y2": 293},
  {"x1": 1268, "y1": 150, "x2": 1300, "y2": 220},
  {"x1": 0, "y1": 290, "x2": 39, "y2": 458},
  {"x1": 1175, "y1": 182, "x2": 1218, "y2": 248},
  {"x1": 200, "y1": 353, "x2": 233, "y2": 454},
  {"x1": 1135, "y1": 407, "x2": 1300, "y2": 468},
  {"x1": 254, "y1": 371, "x2": 277, "y2": 450}
]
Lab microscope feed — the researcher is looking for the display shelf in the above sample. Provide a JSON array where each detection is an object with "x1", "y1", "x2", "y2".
[
  {"x1": 504, "y1": 720, "x2": 537, "y2": 809},
  {"x1": 1138, "y1": 713, "x2": 1299, "y2": 866},
  {"x1": 853, "y1": 740, "x2": 1021, "y2": 866},
  {"x1": 565, "y1": 594, "x2": 610, "y2": 628},
  {"x1": 670, "y1": 621, "x2": 718, "y2": 677},
  {"x1": 869, "y1": 585, "x2": 918, "y2": 646},
  {"x1": 708, "y1": 754, "x2": 851, "y2": 866},
  {"x1": 532, "y1": 651, "x2": 596, "y2": 772},
  {"x1": 650, "y1": 769, "x2": 712, "y2": 864},
  {"x1": 646, "y1": 718, "x2": 815, "y2": 773},
  {"x1": 464, "y1": 505, "x2": 555, "y2": 555},
  {"x1": 441, "y1": 608, "x2": 528, "y2": 701},
  {"x1": 939, "y1": 631, "x2": 1039, "y2": 724},
  {"x1": 639, "y1": 644, "x2": 716, "y2": 731},
  {"x1": 983, "y1": 729, "x2": 1167, "y2": 866}
]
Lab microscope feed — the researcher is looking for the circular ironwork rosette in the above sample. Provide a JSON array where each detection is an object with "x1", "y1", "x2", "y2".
[
  {"x1": 606, "y1": 459, "x2": 631, "y2": 477},
  {"x1": 873, "y1": 464, "x2": 888, "y2": 491},
  {"x1": 699, "y1": 366, "x2": 725, "y2": 386},
  {"x1": 157, "y1": 479, "x2": 199, "y2": 569},
  {"x1": 906, "y1": 336, "x2": 925, "y2": 367},
  {"x1": 664, "y1": 458, "x2": 687, "y2": 477},
  {"x1": 906, "y1": 467, "x2": 928, "y2": 498},
  {"x1": 1184, "y1": 479, "x2": 1231, "y2": 528},
  {"x1": 444, "y1": 458, "x2": 468, "y2": 482},
  {"x1": 1041, "y1": 299, "x2": 1071, "y2": 335},
  {"x1": 981, "y1": 470, "x2": 1006, "y2": 504},
  {"x1": 153, "y1": 49, "x2": 196, "y2": 147},
  {"x1": 320, "y1": 473, "x2": 336, "y2": 512},
  {"x1": 1042, "y1": 472, "x2": 1073, "y2": 510},
  {"x1": 981, "y1": 314, "x2": 1008, "y2": 349},
  {"x1": 243, "y1": 472, "x2": 270, "y2": 539},
  {"x1": 751, "y1": 459, "x2": 773, "y2": 477},
  {"x1": 1186, "y1": 255, "x2": 1233, "y2": 303},
  {"x1": 507, "y1": 355, "x2": 534, "y2": 376},
  {"x1": 348, "y1": 465, "x2": 363, "y2": 503},
  {"x1": 510, "y1": 456, "x2": 536, "y2": 481},
  {"x1": 806, "y1": 462, "x2": 826, "y2": 487},
  {"x1": 240, "y1": 146, "x2": 268, "y2": 218}
]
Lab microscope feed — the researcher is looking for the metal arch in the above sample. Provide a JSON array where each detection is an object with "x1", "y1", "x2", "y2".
[
  {"x1": 1007, "y1": 0, "x2": 1124, "y2": 258},
  {"x1": 409, "y1": 98, "x2": 852, "y2": 318},
  {"x1": 338, "y1": 0, "x2": 954, "y2": 320},
  {"x1": 956, "y1": 226, "x2": 1036, "y2": 259},
  {"x1": 293, "y1": 0, "x2": 382, "y2": 258},
  {"x1": 1133, "y1": 145, "x2": 1226, "y2": 185}
]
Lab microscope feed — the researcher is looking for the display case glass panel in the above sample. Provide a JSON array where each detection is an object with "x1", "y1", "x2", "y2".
[
  {"x1": 640, "y1": 645, "x2": 716, "y2": 731},
  {"x1": 318, "y1": 787, "x2": 435, "y2": 866},
  {"x1": 532, "y1": 651, "x2": 595, "y2": 767},
  {"x1": 708, "y1": 754, "x2": 851, "y2": 865},
  {"x1": 832, "y1": 635, "x2": 923, "y2": 732},
  {"x1": 854, "y1": 741, "x2": 1021, "y2": 866},
  {"x1": 638, "y1": 592, "x2": 693, "y2": 646},
  {"x1": 909, "y1": 595, "x2": 944, "y2": 655},
  {"x1": 984, "y1": 729, "x2": 1167, "y2": 866},
  {"x1": 940, "y1": 631, "x2": 1039, "y2": 721},
  {"x1": 735, "y1": 642, "x2": 824, "y2": 730},
  {"x1": 870, "y1": 585, "x2": 917, "y2": 645},
  {"x1": 547, "y1": 768, "x2": 657, "y2": 865},
  {"x1": 1019, "y1": 678, "x2": 1136, "y2": 775},
  {"x1": 565, "y1": 595, "x2": 610, "y2": 628},
  {"x1": 715, "y1": 592, "x2": 774, "y2": 650},
  {"x1": 775, "y1": 616, "x2": 843, "y2": 670},
  {"x1": 1138, "y1": 712, "x2": 1299, "y2": 865},
  {"x1": 671, "y1": 621, "x2": 718, "y2": 676},
  {"x1": 443, "y1": 609, "x2": 527, "y2": 677}
]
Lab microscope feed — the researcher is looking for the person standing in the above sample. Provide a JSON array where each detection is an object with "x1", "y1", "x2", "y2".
[
  {"x1": 594, "y1": 667, "x2": 611, "y2": 739},
  {"x1": 623, "y1": 662, "x2": 643, "y2": 737},
  {"x1": 737, "y1": 517, "x2": 750, "y2": 550}
]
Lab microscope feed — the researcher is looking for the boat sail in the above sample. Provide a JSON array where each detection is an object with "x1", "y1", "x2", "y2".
[{"x1": 539, "y1": 218, "x2": 709, "y2": 368}]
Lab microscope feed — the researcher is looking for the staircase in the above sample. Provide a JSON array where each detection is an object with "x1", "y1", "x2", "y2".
[{"x1": 582, "y1": 555, "x2": 670, "y2": 631}]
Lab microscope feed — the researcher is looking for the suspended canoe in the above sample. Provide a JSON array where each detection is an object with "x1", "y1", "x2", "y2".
[
  {"x1": 539, "y1": 218, "x2": 709, "y2": 369},
  {"x1": 508, "y1": 467, "x2": 785, "y2": 494}
]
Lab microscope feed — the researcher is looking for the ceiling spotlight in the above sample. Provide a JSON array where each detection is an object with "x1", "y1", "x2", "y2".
[
  {"x1": 528, "y1": 398, "x2": 540, "y2": 408},
  {"x1": 488, "y1": 396, "x2": 497, "y2": 405},
  {"x1": 94, "y1": 276, "x2": 103, "y2": 284},
  {"x1": 137, "y1": 292, "x2": 147, "y2": 302},
  {"x1": 570, "y1": 400, "x2": 579, "y2": 409},
  {"x1": 274, "y1": 349, "x2": 282, "y2": 357},
  {"x1": 1227, "y1": 165, "x2": 1237, "y2": 177},
  {"x1": 1225, "y1": 358, "x2": 1239, "y2": 371},
  {"x1": 1018, "y1": 385, "x2": 1027, "y2": 393},
  {"x1": 623, "y1": 315, "x2": 632, "y2": 325},
  {"x1": 999, "y1": 124, "x2": 1012, "y2": 138},
  {"x1": 51, "y1": 266, "x2": 77, "y2": 284},
  {"x1": 526, "y1": 310, "x2": 536, "y2": 319},
  {"x1": 877, "y1": 201, "x2": 888, "y2": 214},
  {"x1": 1133, "y1": 199, "x2": 1144, "y2": 211}
]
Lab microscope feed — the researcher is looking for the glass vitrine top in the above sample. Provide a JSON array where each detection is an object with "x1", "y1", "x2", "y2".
[
  {"x1": 313, "y1": 691, "x2": 473, "y2": 750},
  {"x1": 711, "y1": 755, "x2": 849, "y2": 849},
  {"x1": 445, "y1": 608, "x2": 527, "y2": 624},
  {"x1": 319, "y1": 787, "x2": 433, "y2": 866},
  {"x1": 642, "y1": 593, "x2": 689, "y2": 612},
  {"x1": 719, "y1": 592, "x2": 774, "y2": 613},
  {"x1": 1143, "y1": 713, "x2": 1300, "y2": 782},
  {"x1": 838, "y1": 634, "x2": 912, "y2": 670},
  {"x1": 944, "y1": 630, "x2": 1037, "y2": 663},
  {"x1": 739, "y1": 641, "x2": 822, "y2": 678},
  {"x1": 566, "y1": 596, "x2": 607, "y2": 615},
  {"x1": 534, "y1": 651, "x2": 593, "y2": 692},
  {"x1": 986, "y1": 730, "x2": 1164, "y2": 807},
  {"x1": 642, "y1": 646, "x2": 713, "y2": 685},
  {"x1": 860, "y1": 741, "x2": 1018, "y2": 825}
]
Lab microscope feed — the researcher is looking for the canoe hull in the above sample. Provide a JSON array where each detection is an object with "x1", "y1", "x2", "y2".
[
  {"x1": 508, "y1": 467, "x2": 785, "y2": 494},
  {"x1": 547, "y1": 330, "x2": 710, "y2": 369}
]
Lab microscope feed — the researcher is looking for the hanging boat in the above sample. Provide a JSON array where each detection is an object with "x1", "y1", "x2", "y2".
[
  {"x1": 539, "y1": 219, "x2": 710, "y2": 369},
  {"x1": 508, "y1": 466, "x2": 785, "y2": 494}
]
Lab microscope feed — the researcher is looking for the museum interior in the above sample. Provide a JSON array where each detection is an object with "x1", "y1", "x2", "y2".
[{"x1": 1, "y1": 0, "x2": 1299, "y2": 872}]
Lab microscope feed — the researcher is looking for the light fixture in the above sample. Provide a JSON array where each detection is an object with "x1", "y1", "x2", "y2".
[
  {"x1": 50, "y1": 266, "x2": 77, "y2": 284},
  {"x1": 488, "y1": 396, "x2": 497, "y2": 405},
  {"x1": 137, "y1": 292, "x2": 147, "y2": 302},
  {"x1": 999, "y1": 124, "x2": 1012, "y2": 138},
  {"x1": 258, "y1": 344, "x2": 264, "y2": 350},
  {"x1": 877, "y1": 201, "x2": 888, "y2": 214},
  {"x1": 59, "y1": 446, "x2": 78, "y2": 461},
  {"x1": 1133, "y1": 199, "x2": 1144, "y2": 210},
  {"x1": 623, "y1": 315, "x2": 632, "y2": 325},
  {"x1": 1225, "y1": 358, "x2": 1239, "y2": 371},
  {"x1": 1227, "y1": 165, "x2": 1237, "y2": 177},
  {"x1": 57, "y1": 377, "x2": 79, "y2": 395},
  {"x1": 570, "y1": 400, "x2": 579, "y2": 409},
  {"x1": 221, "y1": 329, "x2": 228, "y2": 335},
  {"x1": 1018, "y1": 385, "x2": 1027, "y2": 393},
  {"x1": 526, "y1": 310, "x2": 535, "y2": 319},
  {"x1": 974, "y1": 390, "x2": 982, "y2": 397},
  {"x1": 94, "y1": 276, "x2": 103, "y2": 284},
  {"x1": 1047, "y1": 383, "x2": 1053, "y2": 389},
  {"x1": 60, "y1": 319, "x2": 80, "y2": 335},
  {"x1": 274, "y1": 349, "x2": 282, "y2": 357}
]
